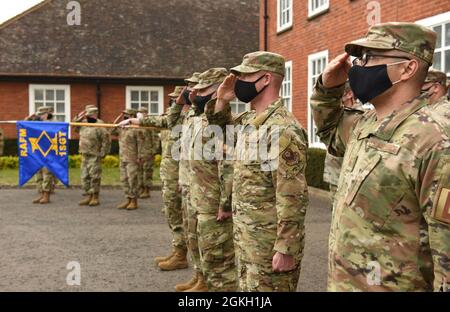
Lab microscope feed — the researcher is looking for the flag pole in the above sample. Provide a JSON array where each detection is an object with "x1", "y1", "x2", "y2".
[{"x1": 0, "y1": 121, "x2": 165, "y2": 131}]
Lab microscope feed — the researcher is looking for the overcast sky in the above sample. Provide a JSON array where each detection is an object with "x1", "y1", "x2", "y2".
[{"x1": 0, "y1": 0, "x2": 44, "y2": 24}]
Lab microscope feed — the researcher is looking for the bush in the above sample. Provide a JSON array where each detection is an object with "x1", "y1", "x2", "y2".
[
  {"x1": 103, "y1": 155, "x2": 119, "y2": 168},
  {"x1": 0, "y1": 156, "x2": 19, "y2": 169},
  {"x1": 154, "y1": 154, "x2": 162, "y2": 167},
  {"x1": 306, "y1": 148, "x2": 329, "y2": 191}
]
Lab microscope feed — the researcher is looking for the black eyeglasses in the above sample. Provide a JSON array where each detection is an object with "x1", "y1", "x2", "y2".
[{"x1": 352, "y1": 52, "x2": 411, "y2": 67}]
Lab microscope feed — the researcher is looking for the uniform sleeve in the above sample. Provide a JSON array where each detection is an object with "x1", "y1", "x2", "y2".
[
  {"x1": 100, "y1": 129, "x2": 111, "y2": 157},
  {"x1": 218, "y1": 159, "x2": 233, "y2": 212},
  {"x1": 310, "y1": 75, "x2": 348, "y2": 157},
  {"x1": 418, "y1": 146, "x2": 450, "y2": 292},
  {"x1": 140, "y1": 115, "x2": 168, "y2": 129},
  {"x1": 205, "y1": 98, "x2": 233, "y2": 128},
  {"x1": 272, "y1": 127, "x2": 309, "y2": 257},
  {"x1": 166, "y1": 105, "x2": 183, "y2": 128},
  {"x1": 72, "y1": 115, "x2": 83, "y2": 133}
]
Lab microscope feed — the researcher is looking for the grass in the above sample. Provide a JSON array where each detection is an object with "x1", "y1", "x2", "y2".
[{"x1": 0, "y1": 167, "x2": 161, "y2": 187}]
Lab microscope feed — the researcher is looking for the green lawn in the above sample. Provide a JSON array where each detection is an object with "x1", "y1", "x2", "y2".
[{"x1": 0, "y1": 167, "x2": 160, "y2": 186}]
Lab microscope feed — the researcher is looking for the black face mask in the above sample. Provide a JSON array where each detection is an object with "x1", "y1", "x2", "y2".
[
  {"x1": 182, "y1": 89, "x2": 192, "y2": 105},
  {"x1": 234, "y1": 75, "x2": 268, "y2": 103},
  {"x1": 194, "y1": 93, "x2": 213, "y2": 114},
  {"x1": 348, "y1": 62, "x2": 405, "y2": 104},
  {"x1": 47, "y1": 113, "x2": 53, "y2": 120},
  {"x1": 123, "y1": 116, "x2": 129, "y2": 120},
  {"x1": 87, "y1": 117, "x2": 97, "y2": 123}
]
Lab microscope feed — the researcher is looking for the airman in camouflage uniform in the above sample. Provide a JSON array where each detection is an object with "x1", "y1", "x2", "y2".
[
  {"x1": 311, "y1": 22, "x2": 450, "y2": 291},
  {"x1": 137, "y1": 107, "x2": 157, "y2": 199},
  {"x1": 207, "y1": 52, "x2": 309, "y2": 292},
  {"x1": 113, "y1": 109, "x2": 142, "y2": 210},
  {"x1": 122, "y1": 86, "x2": 189, "y2": 272},
  {"x1": 73, "y1": 106, "x2": 111, "y2": 206},
  {"x1": 181, "y1": 68, "x2": 237, "y2": 292},
  {"x1": 28, "y1": 106, "x2": 57, "y2": 204},
  {"x1": 422, "y1": 68, "x2": 449, "y2": 105}
]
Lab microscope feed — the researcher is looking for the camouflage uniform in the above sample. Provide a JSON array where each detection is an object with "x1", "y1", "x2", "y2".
[
  {"x1": 140, "y1": 100, "x2": 186, "y2": 253},
  {"x1": 206, "y1": 53, "x2": 309, "y2": 292},
  {"x1": 112, "y1": 109, "x2": 141, "y2": 202},
  {"x1": 423, "y1": 68, "x2": 450, "y2": 106},
  {"x1": 311, "y1": 23, "x2": 450, "y2": 291},
  {"x1": 73, "y1": 107, "x2": 110, "y2": 197}
]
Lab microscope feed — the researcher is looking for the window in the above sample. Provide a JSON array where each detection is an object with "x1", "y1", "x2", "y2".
[
  {"x1": 308, "y1": 0, "x2": 329, "y2": 19},
  {"x1": 308, "y1": 50, "x2": 328, "y2": 148},
  {"x1": 29, "y1": 85, "x2": 71, "y2": 122},
  {"x1": 230, "y1": 99, "x2": 250, "y2": 114},
  {"x1": 126, "y1": 86, "x2": 164, "y2": 115},
  {"x1": 277, "y1": 0, "x2": 293, "y2": 33},
  {"x1": 417, "y1": 12, "x2": 450, "y2": 79},
  {"x1": 280, "y1": 61, "x2": 292, "y2": 111}
]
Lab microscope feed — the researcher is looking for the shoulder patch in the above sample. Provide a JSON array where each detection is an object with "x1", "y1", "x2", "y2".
[{"x1": 282, "y1": 147, "x2": 300, "y2": 166}]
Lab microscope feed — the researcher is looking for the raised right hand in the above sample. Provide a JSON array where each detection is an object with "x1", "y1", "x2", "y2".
[
  {"x1": 322, "y1": 53, "x2": 352, "y2": 89},
  {"x1": 217, "y1": 74, "x2": 237, "y2": 103}
]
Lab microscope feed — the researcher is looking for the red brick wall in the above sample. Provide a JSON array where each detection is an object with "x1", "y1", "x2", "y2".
[
  {"x1": 0, "y1": 82, "x2": 177, "y2": 138},
  {"x1": 260, "y1": 0, "x2": 450, "y2": 133},
  {"x1": 0, "y1": 82, "x2": 29, "y2": 138}
]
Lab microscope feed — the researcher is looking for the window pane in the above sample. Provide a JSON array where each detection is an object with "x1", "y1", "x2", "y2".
[
  {"x1": 150, "y1": 103, "x2": 159, "y2": 114},
  {"x1": 151, "y1": 91, "x2": 158, "y2": 102},
  {"x1": 445, "y1": 50, "x2": 450, "y2": 75},
  {"x1": 46, "y1": 90, "x2": 54, "y2": 101},
  {"x1": 434, "y1": 25, "x2": 442, "y2": 48},
  {"x1": 56, "y1": 90, "x2": 65, "y2": 101},
  {"x1": 141, "y1": 103, "x2": 149, "y2": 111},
  {"x1": 433, "y1": 51, "x2": 442, "y2": 70},
  {"x1": 141, "y1": 91, "x2": 149, "y2": 102},
  {"x1": 35, "y1": 89, "x2": 44, "y2": 101},
  {"x1": 446, "y1": 23, "x2": 450, "y2": 47},
  {"x1": 131, "y1": 103, "x2": 139, "y2": 110},
  {"x1": 131, "y1": 91, "x2": 139, "y2": 102},
  {"x1": 56, "y1": 102, "x2": 65, "y2": 113},
  {"x1": 56, "y1": 115, "x2": 65, "y2": 122},
  {"x1": 35, "y1": 102, "x2": 43, "y2": 111}
]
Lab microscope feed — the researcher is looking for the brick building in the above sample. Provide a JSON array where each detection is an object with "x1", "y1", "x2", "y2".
[
  {"x1": 0, "y1": 0, "x2": 259, "y2": 141},
  {"x1": 260, "y1": 0, "x2": 450, "y2": 147}
]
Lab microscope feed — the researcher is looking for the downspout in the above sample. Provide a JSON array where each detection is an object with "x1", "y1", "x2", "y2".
[
  {"x1": 96, "y1": 81, "x2": 101, "y2": 118},
  {"x1": 264, "y1": 0, "x2": 268, "y2": 51}
]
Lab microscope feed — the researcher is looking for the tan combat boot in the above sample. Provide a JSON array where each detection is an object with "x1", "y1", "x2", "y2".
[
  {"x1": 89, "y1": 193, "x2": 100, "y2": 206},
  {"x1": 185, "y1": 272, "x2": 208, "y2": 292},
  {"x1": 154, "y1": 249, "x2": 176, "y2": 265},
  {"x1": 126, "y1": 198, "x2": 138, "y2": 210},
  {"x1": 32, "y1": 193, "x2": 43, "y2": 204},
  {"x1": 78, "y1": 195, "x2": 92, "y2": 206},
  {"x1": 175, "y1": 272, "x2": 199, "y2": 292},
  {"x1": 39, "y1": 191, "x2": 50, "y2": 204},
  {"x1": 117, "y1": 197, "x2": 131, "y2": 209},
  {"x1": 158, "y1": 248, "x2": 188, "y2": 271},
  {"x1": 139, "y1": 187, "x2": 150, "y2": 199}
]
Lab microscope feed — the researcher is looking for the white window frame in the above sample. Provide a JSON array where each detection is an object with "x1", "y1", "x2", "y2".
[
  {"x1": 126, "y1": 86, "x2": 164, "y2": 116},
  {"x1": 230, "y1": 99, "x2": 250, "y2": 114},
  {"x1": 308, "y1": 0, "x2": 329, "y2": 19},
  {"x1": 28, "y1": 84, "x2": 71, "y2": 123},
  {"x1": 280, "y1": 60, "x2": 293, "y2": 112},
  {"x1": 307, "y1": 50, "x2": 328, "y2": 149},
  {"x1": 277, "y1": 0, "x2": 293, "y2": 33},
  {"x1": 416, "y1": 11, "x2": 450, "y2": 77}
]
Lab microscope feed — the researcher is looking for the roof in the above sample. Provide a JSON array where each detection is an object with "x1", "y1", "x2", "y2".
[{"x1": 0, "y1": 0, "x2": 259, "y2": 80}]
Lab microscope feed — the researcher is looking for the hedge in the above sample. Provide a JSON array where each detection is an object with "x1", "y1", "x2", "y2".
[{"x1": 1, "y1": 149, "x2": 327, "y2": 190}]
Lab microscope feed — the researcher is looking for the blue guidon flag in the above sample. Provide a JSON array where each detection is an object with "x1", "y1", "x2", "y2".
[{"x1": 16, "y1": 121, "x2": 69, "y2": 187}]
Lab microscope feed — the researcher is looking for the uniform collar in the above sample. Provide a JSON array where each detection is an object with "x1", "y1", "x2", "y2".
[
  {"x1": 358, "y1": 95, "x2": 428, "y2": 141},
  {"x1": 250, "y1": 98, "x2": 284, "y2": 128}
]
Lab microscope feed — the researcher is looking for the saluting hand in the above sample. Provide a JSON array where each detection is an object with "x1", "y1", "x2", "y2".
[
  {"x1": 322, "y1": 52, "x2": 352, "y2": 89},
  {"x1": 272, "y1": 252, "x2": 296, "y2": 273},
  {"x1": 176, "y1": 87, "x2": 188, "y2": 105},
  {"x1": 217, "y1": 74, "x2": 237, "y2": 103}
]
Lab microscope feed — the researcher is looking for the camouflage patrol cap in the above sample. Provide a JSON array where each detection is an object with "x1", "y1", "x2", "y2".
[
  {"x1": 185, "y1": 72, "x2": 201, "y2": 84},
  {"x1": 193, "y1": 68, "x2": 228, "y2": 90},
  {"x1": 230, "y1": 51, "x2": 285, "y2": 76},
  {"x1": 122, "y1": 108, "x2": 138, "y2": 116},
  {"x1": 424, "y1": 68, "x2": 448, "y2": 85},
  {"x1": 84, "y1": 104, "x2": 96, "y2": 110},
  {"x1": 345, "y1": 22, "x2": 437, "y2": 65},
  {"x1": 85, "y1": 107, "x2": 98, "y2": 115},
  {"x1": 168, "y1": 86, "x2": 184, "y2": 98},
  {"x1": 36, "y1": 106, "x2": 54, "y2": 116}
]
